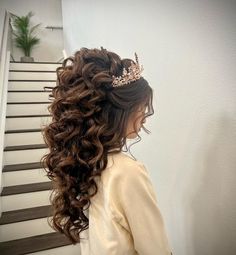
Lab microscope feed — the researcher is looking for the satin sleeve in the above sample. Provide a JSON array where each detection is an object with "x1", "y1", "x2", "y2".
[{"x1": 111, "y1": 161, "x2": 173, "y2": 255}]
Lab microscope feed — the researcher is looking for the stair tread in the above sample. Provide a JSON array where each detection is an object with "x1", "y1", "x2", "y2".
[
  {"x1": 7, "y1": 101, "x2": 51, "y2": 104},
  {"x1": 1, "y1": 181, "x2": 52, "y2": 196},
  {"x1": 4, "y1": 143, "x2": 47, "y2": 151},
  {"x1": 0, "y1": 205, "x2": 52, "y2": 225},
  {"x1": 9, "y1": 70, "x2": 56, "y2": 73},
  {"x1": 9, "y1": 80, "x2": 56, "y2": 82},
  {"x1": 6, "y1": 114, "x2": 52, "y2": 118},
  {"x1": 3, "y1": 161, "x2": 44, "y2": 172},
  {"x1": 5, "y1": 128, "x2": 42, "y2": 134},
  {"x1": 8, "y1": 90, "x2": 51, "y2": 92},
  {"x1": 10, "y1": 61, "x2": 62, "y2": 64},
  {"x1": 0, "y1": 231, "x2": 73, "y2": 255}
]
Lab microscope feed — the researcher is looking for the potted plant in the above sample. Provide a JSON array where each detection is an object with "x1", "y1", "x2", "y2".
[{"x1": 11, "y1": 11, "x2": 41, "y2": 62}]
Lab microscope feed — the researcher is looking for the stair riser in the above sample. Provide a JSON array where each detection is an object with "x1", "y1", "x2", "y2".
[
  {"x1": 4, "y1": 148, "x2": 49, "y2": 165},
  {"x1": 0, "y1": 217, "x2": 54, "y2": 242},
  {"x1": 6, "y1": 116, "x2": 52, "y2": 130},
  {"x1": 10, "y1": 63, "x2": 61, "y2": 71},
  {"x1": 8, "y1": 81, "x2": 56, "y2": 91},
  {"x1": 9, "y1": 72, "x2": 57, "y2": 80},
  {"x1": 1, "y1": 190, "x2": 51, "y2": 211},
  {"x1": 7, "y1": 92, "x2": 51, "y2": 102},
  {"x1": 27, "y1": 244, "x2": 81, "y2": 255},
  {"x1": 3, "y1": 169, "x2": 49, "y2": 186},
  {"x1": 5, "y1": 132, "x2": 45, "y2": 146},
  {"x1": 7, "y1": 104, "x2": 50, "y2": 116}
]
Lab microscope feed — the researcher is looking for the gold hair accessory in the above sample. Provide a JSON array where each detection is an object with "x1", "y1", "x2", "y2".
[{"x1": 111, "y1": 52, "x2": 144, "y2": 87}]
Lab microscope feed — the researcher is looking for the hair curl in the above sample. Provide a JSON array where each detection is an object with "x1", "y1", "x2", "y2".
[{"x1": 40, "y1": 46, "x2": 154, "y2": 244}]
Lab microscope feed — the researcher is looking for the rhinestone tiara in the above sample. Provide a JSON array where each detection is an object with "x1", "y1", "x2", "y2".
[{"x1": 111, "y1": 52, "x2": 144, "y2": 87}]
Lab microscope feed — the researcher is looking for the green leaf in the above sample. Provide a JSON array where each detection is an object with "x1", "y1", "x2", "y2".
[
  {"x1": 29, "y1": 23, "x2": 41, "y2": 35},
  {"x1": 10, "y1": 11, "x2": 40, "y2": 57}
]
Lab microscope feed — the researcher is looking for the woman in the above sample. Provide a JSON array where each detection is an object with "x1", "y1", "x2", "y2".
[{"x1": 41, "y1": 47, "x2": 173, "y2": 255}]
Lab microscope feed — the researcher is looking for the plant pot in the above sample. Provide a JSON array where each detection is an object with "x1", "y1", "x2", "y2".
[{"x1": 21, "y1": 56, "x2": 34, "y2": 62}]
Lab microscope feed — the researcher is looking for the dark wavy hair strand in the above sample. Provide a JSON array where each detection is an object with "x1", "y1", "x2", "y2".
[{"x1": 40, "y1": 46, "x2": 154, "y2": 244}]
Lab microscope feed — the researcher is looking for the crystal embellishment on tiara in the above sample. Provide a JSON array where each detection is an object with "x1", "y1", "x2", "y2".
[{"x1": 111, "y1": 52, "x2": 144, "y2": 87}]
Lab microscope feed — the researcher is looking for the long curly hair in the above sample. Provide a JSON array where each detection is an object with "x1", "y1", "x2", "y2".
[{"x1": 40, "y1": 46, "x2": 154, "y2": 244}]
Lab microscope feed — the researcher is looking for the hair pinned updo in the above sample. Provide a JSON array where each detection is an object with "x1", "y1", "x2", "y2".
[{"x1": 40, "y1": 46, "x2": 154, "y2": 244}]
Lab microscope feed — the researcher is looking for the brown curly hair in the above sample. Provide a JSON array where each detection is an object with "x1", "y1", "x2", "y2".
[{"x1": 40, "y1": 46, "x2": 154, "y2": 244}]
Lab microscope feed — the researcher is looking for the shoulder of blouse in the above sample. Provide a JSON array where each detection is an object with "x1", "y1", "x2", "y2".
[{"x1": 106, "y1": 152, "x2": 152, "y2": 218}]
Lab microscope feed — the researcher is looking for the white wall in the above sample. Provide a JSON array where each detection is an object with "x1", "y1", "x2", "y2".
[
  {"x1": 61, "y1": 1, "x2": 236, "y2": 254},
  {"x1": 0, "y1": 0, "x2": 63, "y2": 61}
]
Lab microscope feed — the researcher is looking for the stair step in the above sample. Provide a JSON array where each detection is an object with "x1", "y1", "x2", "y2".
[
  {"x1": 10, "y1": 61, "x2": 62, "y2": 64},
  {"x1": 5, "y1": 133, "x2": 44, "y2": 147},
  {"x1": 8, "y1": 81, "x2": 56, "y2": 91},
  {"x1": 9, "y1": 70, "x2": 56, "y2": 73},
  {"x1": 1, "y1": 190, "x2": 51, "y2": 212},
  {"x1": 0, "y1": 217, "x2": 54, "y2": 242},
  {"x1": 3, "y1": 168, "x2": 48, "y2": 187},
  {"x1": 5, "y1": 115, "x2": 51, "y2": 131},
  {"x1": 0, "y1": 205, "x2": 52, "y2": 225},
  {"x1": 4, "y1": 144, "x2": 47, "y2": 151},
  {"x1": 7, "y1": 101, "x2": 50, "y2": 116},
  {"x1": 7, "y1": 91, "x2": 51, "y2": 103},
  {"x1": 4, "y1": 147, "x2": 48, "y2": 165},
  {"x1": 7, "y1": 101, "x2": 51, "y2": 104},
  {"x1": 6, "y1": 114, "x2": 51, "y2": 118},
  {"x1": 0, "y1": 232, "x2": 72, "y2": 255},
  {"x1": 5, "y1": 128, "x2": 42, "y2": 134},
  {"x1": 9, "y1": 80, "x2": 56, "y2": 82},
  {"x1": 9, "y1": 71, "x2": 57, "y2": 81},
  {"x1": 1, "y1": 181, "x2": 52, "y2": 196},
  {"x1": 3, "y1": 162, "x2": 44, "y2": 172},
  {"x1": 8, "y1": 90, "x2": 51, "y2": 92}
]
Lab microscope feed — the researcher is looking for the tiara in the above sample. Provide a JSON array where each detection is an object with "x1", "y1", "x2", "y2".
[{"x1": 111, "y1": 52, "x2": 144, "y2": 87}]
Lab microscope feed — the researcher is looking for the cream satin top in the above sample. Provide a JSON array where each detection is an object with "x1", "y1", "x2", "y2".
[{"x1": 80, "y1": 151, "x2": 172, "y2": 255}]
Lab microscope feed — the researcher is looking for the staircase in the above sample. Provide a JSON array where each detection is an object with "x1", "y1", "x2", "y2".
[{"x1": 0, "y1": 61, "x2": 81, "y2": 254}]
